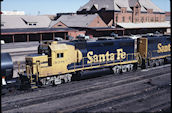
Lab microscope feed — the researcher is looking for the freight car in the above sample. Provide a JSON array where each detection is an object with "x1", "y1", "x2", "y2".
[{"x1": 16, "y1": 34, "x2": 170, "y2": 89}]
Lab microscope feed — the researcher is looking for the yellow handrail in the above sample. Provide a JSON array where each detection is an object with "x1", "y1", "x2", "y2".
[{"x1": 17, "y1": 61, "x2": 20, "y2": 73}]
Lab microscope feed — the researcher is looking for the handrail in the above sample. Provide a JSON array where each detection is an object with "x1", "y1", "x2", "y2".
[
  {"x1": 36, "y1": 62, "x2": 39, "y2": 82},
  {"x1": 17, "y1": 61, "x2": 20, "y2": 73}
]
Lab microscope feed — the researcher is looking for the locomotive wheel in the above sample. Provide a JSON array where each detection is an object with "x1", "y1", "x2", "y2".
[
  {"x1": 155, "y1": 60, "x2": 160, "y2": 66},
  {"x1": 141, "y1": 59, "x2": 148, "y2": 69},
  {"x1": 112, "y1": 65, "x2": 122, "y2": 75},
  {"x1": 159, "y1": 59, "x2": 164, "y2": 65},
  {"x1": 164, "y1": 58, "x2": 169, "y2": 64},
  {"x1": 133, "y1": 63, "x2": 138, "y2": 71},
  {"x1": 121, "y1": 65, "x2": 127, "y2": 73},
  {"x1": 149, "y1": 60, "x2": 155, "y2": 67},
  {"x1": 128, "y1": 64, "x2": 134, "y2": 72}
]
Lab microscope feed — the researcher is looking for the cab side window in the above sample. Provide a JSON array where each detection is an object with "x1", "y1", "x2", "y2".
[{"x1": 57, "y1": 53, "x2": 64, "y2": 58}]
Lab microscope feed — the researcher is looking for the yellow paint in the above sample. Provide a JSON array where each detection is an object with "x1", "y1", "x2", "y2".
[
  {"x1": 25, "y1": 41, "x2": 83, "y2": 78},
  {"x1": 116, "y1": 49, "x2": 127, "y2": 60},
  {"x1": 137, "y1": 38, "x2": 148, "y2": 59},
  {"x1": 87, "y1": 49, "x2": 127, "y2": 64},
  {"x1": 150, "y1": 54, "x2": 171, "y2": 60},
  {"x1": 25, "y1": 41, "x2": 138, "y2": 79},
  {"x1": 157, "y1": 43, "x2": 171, "y2": 53}
]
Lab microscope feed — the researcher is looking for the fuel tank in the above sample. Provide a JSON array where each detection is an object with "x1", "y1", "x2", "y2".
[{"x1": 73, "y1": 68, "x2": 113, "y2": 80}]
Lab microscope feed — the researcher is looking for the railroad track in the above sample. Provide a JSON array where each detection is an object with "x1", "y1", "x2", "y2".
[
  {"x1": 55, "y1": 73, "x2": 170, "y2": 113},
  {"x1": 2, "y1": 65, "x2": 171, "y2": 112},
  {"x1": 3, "y1": 64, "x2": 170, "y2": 97},
  {"x1": 87, "y1": 85, "x2": 170, "y2": 112}
]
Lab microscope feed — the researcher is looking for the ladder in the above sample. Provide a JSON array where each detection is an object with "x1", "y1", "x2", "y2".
[{"x1": 26, "y1": 63, "x2": 39, "y2": 89}]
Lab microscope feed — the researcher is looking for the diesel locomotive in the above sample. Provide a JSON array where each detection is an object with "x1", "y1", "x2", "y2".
[
  {"x1": 1, "y1": 34, "x2": 171, "y2": 89},
  {"x1": 17, "y1": 34, "x2": 171, "y2": 88}
]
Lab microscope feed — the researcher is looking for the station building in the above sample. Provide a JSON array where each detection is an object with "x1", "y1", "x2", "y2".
[
  {"x1": 1, "y1": 0, "x2": 170, "y2": 43},
  {"x1": 77, "y1": 0, "x2": 170, "y2": 35},
  {"x1": 1, "y1": 15, "x2": 85, "y2": 43}
]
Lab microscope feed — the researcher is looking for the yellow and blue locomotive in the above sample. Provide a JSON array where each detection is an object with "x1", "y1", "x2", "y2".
[
  {"x1": 18, "y1": 34, "x2": 171, "y2": 88},
  {"x1": 138, "y1": 35, "x2": 171, "y2": 68}
]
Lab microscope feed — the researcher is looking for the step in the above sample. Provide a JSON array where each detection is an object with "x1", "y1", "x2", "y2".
[{"x1": 31, "y1": 85, "x2": 38, "y2": 89}]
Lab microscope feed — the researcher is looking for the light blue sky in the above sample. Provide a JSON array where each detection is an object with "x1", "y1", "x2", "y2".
[{"x1": 1, "y1": 0, "x2": 170, "y2": 15}]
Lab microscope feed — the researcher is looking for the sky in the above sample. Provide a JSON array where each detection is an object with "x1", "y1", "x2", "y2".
[{"x1": 1, "y1": 0, "x2": 171, "y2": 15}]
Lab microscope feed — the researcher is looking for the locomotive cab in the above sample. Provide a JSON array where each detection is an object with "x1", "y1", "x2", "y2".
[{"x1": 21, "y1": 41, "x2": 82, "y2": 87}]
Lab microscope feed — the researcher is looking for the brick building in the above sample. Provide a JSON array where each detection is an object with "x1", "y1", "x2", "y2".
[
  {"x1": 77, "y1": 0, "x2": 169, "y2": 35},
  {"x1": 50, "y1": 14, "x2": 107, "y2": 28},
  {"x1": 77, "y1": 0, "x2": 165, "y2": 25},
  {"x1": 49, "y1": 14, "x2": 121, "y2": 36}
]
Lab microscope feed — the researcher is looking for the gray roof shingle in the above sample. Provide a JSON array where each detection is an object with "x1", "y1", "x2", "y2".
[
  {"x1": 78, "y1": 0, "x2": 164, "y2": 13},
  {"x1": 50, "y1": 14, "x2": 106, "y2": 28},
  {"x1": 138, "y1": 0, "x2": 164, "y2": 13},
  {"x1": 78, "y1": 0, "x2": 132, "y2": 11},
  {"x1": 128, "y1": 0, "x2": 138, "y2": 7},
  {"x1": 1, "y1": 15, "x2": 51, "y2": 29}
]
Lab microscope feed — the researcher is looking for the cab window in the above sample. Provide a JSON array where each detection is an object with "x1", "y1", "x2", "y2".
[{"x1": 57, "y1": 53, "x2": 64, "y2": 58}]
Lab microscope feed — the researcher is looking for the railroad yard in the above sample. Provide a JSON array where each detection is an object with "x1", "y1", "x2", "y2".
[{"x1": 1, "y1": 42, "x2": 171, "y2": 113}]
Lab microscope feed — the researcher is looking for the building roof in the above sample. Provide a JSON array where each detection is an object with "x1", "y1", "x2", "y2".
[
  {"x1": 78, "y1": 0, "x2": 164, "y2": 13},
  {"x1": 117, "y1": 21, "x2": 170, "y2": 29},
  {"x1": 50, "y1": 14, "x2": 107, "y2": 28},
  {"x1": 128, "y1": 0, "x2": 147, "y2": 12},
  {"x1": 128, "y1": 0, "x2": 138, "y2": 7},
  {"x1": 138, "y1": 0, "x2": 164, "y2": 13},
  {"x1": 1, "y1": 15, "x2": 51, "y2": 29},
  {"x1": 78, "y1": 0, "x2": 132, "y2": 12}
]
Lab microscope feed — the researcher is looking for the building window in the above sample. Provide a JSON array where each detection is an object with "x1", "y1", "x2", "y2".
[
  {"x1": 121, "y1": 9, "x2": 124, "y2": 13},
  {"x1": 151, "y1": 17, "x2": 154, "y2": 22},
  {"x1": 155, "y1": 17, "x2": 159, "y2": 22},
  {"x1": 129, "y1": 16, "x2": 131, "y2": 22},
  {"x1": 28, "y1": 22, "x2": 37, "y2": 26},
  {"x1": 135, "y1": 18, "x2": 139, "y2": 22},
  {"x1": 57, "y1": 24, "x2": 62, "y2": 27},
  {"x1": 122, "y1": 16, "x2": 125, "y2": 22},
  {"x1": 57, "y1": 53, "x2": 64, "y2": 58},
  {"x1": 145, "y1": 17, "x2": 148, "y2": 22},
  {"x1": 141, "y1": 17, "x2": 144, "y2": 23},
  {"x1": 116, "y1": 16, "x2": 118, "y2": 22}
]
